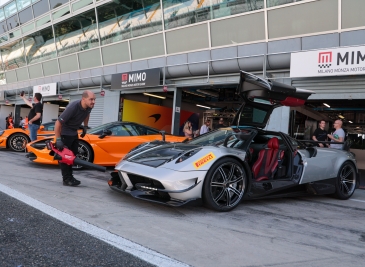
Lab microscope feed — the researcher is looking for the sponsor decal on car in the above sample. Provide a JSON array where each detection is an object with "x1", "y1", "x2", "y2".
[{"x1": 193, "y1": 152, "x2": 215, "y2": 169}]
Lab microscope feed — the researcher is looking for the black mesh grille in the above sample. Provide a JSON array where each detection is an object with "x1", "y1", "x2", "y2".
[{"x1": 128, "y1": 174, "x2": 165, "y2": 189}]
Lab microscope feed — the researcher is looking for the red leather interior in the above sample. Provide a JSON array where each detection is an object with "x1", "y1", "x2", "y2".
[{"x1": 252, "y1": 137, "x2": 284, "y2": 181}]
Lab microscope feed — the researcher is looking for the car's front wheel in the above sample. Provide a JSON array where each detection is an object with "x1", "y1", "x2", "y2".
[
  {"x1": 333, "y1": 161, "x2": 357, "y2": 200},
  {"x1": 73, "y1": 141, "x2": 94, "y2": 169},
  {"x1": 203, "y1": 158, "x2": 246, "y2": 212},
  {"x1": 7, "y1": 133, "x2": 30, "y2": 152}
]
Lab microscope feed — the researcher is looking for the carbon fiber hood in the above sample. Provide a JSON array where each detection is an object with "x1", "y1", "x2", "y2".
[{"x1": 125, "y1": 143, "x2": 200, "y2": 167}]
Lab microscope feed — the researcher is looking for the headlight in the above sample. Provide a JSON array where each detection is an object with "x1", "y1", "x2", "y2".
[
  {"x1": 175, "y1": 148, "x2": 202, "y2": 164},
  {"x1": 0, "y1": 130, "x2": 4, "y2": 136}
]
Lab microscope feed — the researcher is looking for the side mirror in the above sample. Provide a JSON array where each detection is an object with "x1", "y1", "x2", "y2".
[
  {"x1": 98, "y1": 129, "x2": 112, "y2": 139},
  {"x1": 159, "y1": 130, "x2": 166, "y2": 142},
  {"x1": 39, "y1": 125, "x2": 45, "y2": 131}
]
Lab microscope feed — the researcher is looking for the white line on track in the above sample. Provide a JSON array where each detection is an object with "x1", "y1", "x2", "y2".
[
  {"x1": 349, "y1": 198, "x2": 365, "y2": 203},
  {"x1": 0, "y1": 183, "x2": 190, "y2": 267}
]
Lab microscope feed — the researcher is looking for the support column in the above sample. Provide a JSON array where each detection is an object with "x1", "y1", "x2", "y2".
[{"x1": 171, "y1": 87, "x2": 182, "y2": 135}]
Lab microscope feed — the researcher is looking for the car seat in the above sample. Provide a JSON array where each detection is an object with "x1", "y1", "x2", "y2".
[{"x1": 252, "y1": 137, "x2": 285, "y2": 181}]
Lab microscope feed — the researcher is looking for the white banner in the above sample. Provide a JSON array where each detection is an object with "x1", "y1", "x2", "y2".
[
  {"x1": 290, "y1": 46, "x2": 365, "y2": 77},
  {"x1": 33, "y1": 83, "x2": 57, "y2": 97}
]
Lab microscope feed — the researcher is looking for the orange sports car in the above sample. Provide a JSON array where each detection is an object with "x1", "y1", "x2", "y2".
[
  {"x1": 25, "y1": 121, "x2": 187, "y2": 167},
  {"x1": 0, "y1": 121, "x2": 56, "y2": 152}
]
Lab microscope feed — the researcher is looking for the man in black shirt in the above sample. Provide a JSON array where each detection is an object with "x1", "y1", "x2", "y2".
[
  {"x1": 54, "y1": 90, "x2": 96, "y2": 186},
  {"x1": 21, "y1": 93, "x2": 43, "y2": 141},
  {"x1": 312, "y1": 120, "x2": 328, "y2": 147}
]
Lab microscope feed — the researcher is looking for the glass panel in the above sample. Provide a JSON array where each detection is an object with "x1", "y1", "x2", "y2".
[
  {"x1": 342, "y1": 0, "x2": 365, "y2": 29},
  {"x1": 0, "y1": 21, "x2": 8, "y2": 34},
  {"x1": 163, "y1": 0, "x2": 264, "y2": 30},
  {"x1": 29, "y1": 63, "x2": 43, "y2": 78},
  {"x1": 97, "y1": 0, "x2": 162, "y2": 45},
  {"x1": 33, "y1": 0, "x2": 50, "y2": 18},
  {"x1": 42, "y1": 59, "x2": 59, "y2": 76},
  {"x1": 32, "y1": 0, "x2": 40, "y2": 3},
  {"x1": 21, "y1": 22, "x2": 34, "y2": 33},
  {"x1": 101, "y1": 41, "x2": 129, "y2": 65},
  {"x1": 9, "y1": 28, "x2": 21, "y2": 38},
  {"x1": 16, "y1": 67, "x2": 29, "y2": 81},
  {"x1": 1, "y1": 39, "x2": 27, "y2": 70},
  {"x1": 0, "y1": 8, "x2": 5, "y2": 22},
  {"x1": 54, "y1": 9, "x2": 99, "y2": 57},
  {"x1": 52, "y1": 5, "x2": 70, "y2": 20},
  {"x1": 267, "y1": 0, "x2": 303, "y2": 8},
  {"x1": 49, "y1": 0, "x2": 68, "y2": 10},
  {"x1": 35, "y1": 15, "x2": 51, "y2": 27},
  {"x1": 18, "y1": 7, "x2": 33, "y2": 25},
  {"x1": 6, "y1": 70, "x2": 17, "y2": 82},
  {"x1": 130, "y1": 33, "x2": 164, "y2": 60},
  {"x1": 4, "y1": 1, "x2": 18, "y2": 18},
  {"x1": 0, "y1": 72, "x2": 6, "y2": 84},
  {"x1": 78, "y1": 48, "x2": 101, "y2": 69},
  {"x1": 72, "y1": 0, "x2": 93, "y2": 12},
  {"x1": 7, "y1": 15, "x2": 19, "y2": 31},
  {"x1": 16, "y1": 0, "x2": 32, "y2": 11},
  {"x1": 59, "y1": 54, "x2": 78, "y2": 73},
  {"x1": 0, "y1": 34, "x2": 9, "y2": 44},
  {"x1": 23, "y1": 26, "x2": 56, "y2": 65}
]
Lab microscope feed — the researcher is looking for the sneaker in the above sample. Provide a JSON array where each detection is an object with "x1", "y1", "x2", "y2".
[{"x1": 63, "y1": 178, "x2": 81, "y2": 186}]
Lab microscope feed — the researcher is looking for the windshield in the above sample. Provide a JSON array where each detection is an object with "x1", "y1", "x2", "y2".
[{"x1": 187, "y1": 128, "x2": 255, "y2": 148}]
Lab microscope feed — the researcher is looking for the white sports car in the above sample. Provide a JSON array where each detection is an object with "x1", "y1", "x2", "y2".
[{"x1": 108, "y1": 71, "x2": 359, "y2": 211}]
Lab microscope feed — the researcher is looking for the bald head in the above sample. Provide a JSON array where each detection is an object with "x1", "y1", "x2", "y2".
[
  {"x1": 81, "y1": 90, "x2": 96, "y2": 109},
  {"x1": 334, "y1": 119, "x2": 342, "y2": 129}
]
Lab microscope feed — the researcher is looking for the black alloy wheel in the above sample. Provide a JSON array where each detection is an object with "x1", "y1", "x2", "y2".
[
  {"x1": 203, "y1": 158, "x2": 246, "y2": 212},
  {"x1": 333, "y1": 162, "x2": 357, "y2": 200},
  {"x1": 7, "y1": 134, "x2": 30, "y2": 152},
  {"x1": 73, "y1": 141, "x2": 94, "y2": 169}
]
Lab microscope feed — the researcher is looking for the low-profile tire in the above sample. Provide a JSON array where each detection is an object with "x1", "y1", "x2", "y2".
[
  {"x1": 202, "y1": 157, "x2": 247, "y2": 212},
  {"x1": 333, "y1": 161, "x2": 356, "y2": 200},
  {"x1": 73, "y1": 141, "x2": 94, "y2": 170},
  {"x1": 7, "y1": 133, "x2": 30, "y2": 152}
]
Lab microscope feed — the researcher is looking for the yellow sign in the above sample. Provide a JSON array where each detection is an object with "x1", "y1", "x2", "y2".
[{"x1": 193, "y1": 152, "x2": 215, "y2": 169}]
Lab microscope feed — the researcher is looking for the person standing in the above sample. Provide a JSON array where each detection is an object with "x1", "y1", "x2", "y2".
[
  {"x1": 328, "y1": 120, "x2": 345, "y2": 150},
  {"x1": 216, "y1": 117, "x2": 226, "y2": 129},
  {"x1": 183, "y1": 121, "x2": 193, "y2": 138},
  {"x1": 21, "y1": 93, "x2": 43, "y2": 141},
  {"x1": 200, "y1": 120, "x2": 211, "y2": 135},
  {"x1": 54, "y1": 90, "x2": 95, "y2": 186},
  {"x1": 312, "y1": 120, "x2": 328, "y2": 147}
]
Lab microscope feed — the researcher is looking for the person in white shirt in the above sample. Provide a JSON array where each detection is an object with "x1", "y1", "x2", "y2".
[
  {"x1": 328, "y1": 119, "x2": 345, "y2": 149},
  {"x1": 200, "y1": 120, "x2": 211, "y2": 135}
]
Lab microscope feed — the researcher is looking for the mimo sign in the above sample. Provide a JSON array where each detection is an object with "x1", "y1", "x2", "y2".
[{"x1": 290, "y1": 45, "x2": 365, "y2": 77}]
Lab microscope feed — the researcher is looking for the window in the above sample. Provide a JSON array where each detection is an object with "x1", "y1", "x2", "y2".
[
  {"x1": 4, "y1": 1, "x2": 17, "y2": 18},
  {"x1": 33, "y1": 0, "x2": 50, "y2": 18},
  {"x1": 23, "y1": 26, "x2": 56, "y2": 65},
  {"x1": 0, "y1": 8, "x2": 5, "y2": 21},
  {"x1": 163, "y1": 0, "x2": 264, "y2": 30},
  {"x1": 1, "y1": 39, "x2": 27, "y2": 70},
  {"x1": 0, "y1": 20, "x2": 8, "y2": 34},
  {"x1": 49, "y1": 0, "x2": 68, "y2": 10},
  {"x1": 16, "y1": 0, "x2": 31, "y2": 11},
  {"x1": 7, "y1": 15, "x2": 19, "y2": 30},
  {"x1": 97, "y1": 0, "x2": 162, "y2": 45},
  {"x1": 109, "y1": 125, "x2": 131, "y2": 136},
  {"x1": 54, "y1": 9, "x2": 99, "y2": 57},
  {"x1": 18, "y1": 7, "x2": 33, "y2": 25},
  {"x1": 267, "y1": 0, "x2": 303, "y2": 8}
]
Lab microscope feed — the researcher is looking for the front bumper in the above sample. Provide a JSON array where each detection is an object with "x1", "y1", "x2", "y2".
[{"x1": 108, "y1": 165, "x2": 204, "y2": 206}]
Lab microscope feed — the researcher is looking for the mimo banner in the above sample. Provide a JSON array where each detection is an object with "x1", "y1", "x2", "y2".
[{"x1": 290, "y1": 45, "x2": 365, "y2": 78}]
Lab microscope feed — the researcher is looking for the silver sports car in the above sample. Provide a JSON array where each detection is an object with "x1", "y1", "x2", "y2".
[{"x1": 109, "y1": 71, "x2": 359, "y2": 211}]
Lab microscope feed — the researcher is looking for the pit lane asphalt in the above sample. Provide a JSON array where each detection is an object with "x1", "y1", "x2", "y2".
[
  {"x1": 0, "y1": 191, "x2": 155, "y2": 267},
  {"x1": 1, "y1": 149, "x2": 365, "y2": 267}
]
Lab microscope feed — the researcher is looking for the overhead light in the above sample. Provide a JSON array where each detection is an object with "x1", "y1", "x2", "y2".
[
  {"x1": 338, "y1": 115, "x2": 345, "y2": 119},
  {"x1": 196, "y1": 104, "x2": 211, "y2": 109},
  {"x1": 323, "y1": 103, "x2": 330, "y2": 108},
  {"x1": 59, "y1": 107, "x2": 66, "y2": 109},
  {"x1": 143, "y1": 93, "x2": 166, "y2": 99},
  {"x1": 184, "y1": 90, "x2": 205, "y2": 98},
  {"x1": 349, "y1": 121, "x2": 353, "y2": 123}
]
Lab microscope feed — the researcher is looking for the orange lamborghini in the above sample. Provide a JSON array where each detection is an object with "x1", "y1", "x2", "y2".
[
  {"x1": 0, "y1": 121, "x2": 56, "y2": 152},
  {"x1": 25, "y1": 121, "x2": 187, "y2": 167}
]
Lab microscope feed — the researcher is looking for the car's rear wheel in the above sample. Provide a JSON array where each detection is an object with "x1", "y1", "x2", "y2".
[
  {"x1": 73, "y1": 141, "x2": 94, "y2": 169},
  {"x1": 7, "y1": 133, "x2": 30, "y2": 152},
  {"x1": 333, "y1": 161, "x2": 356, "y2": 200},
  {"x1": 203, "y1": 158, "x2": 246, "y2": 212}
]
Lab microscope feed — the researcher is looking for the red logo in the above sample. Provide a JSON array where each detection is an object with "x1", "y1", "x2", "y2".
[
  {"x1": 122, "y1": 73, "x2": 128, "y2": 81},
  {"x1": 318, "y1": 52, "x2": 332, "y2": 68}
]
